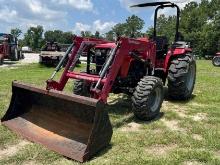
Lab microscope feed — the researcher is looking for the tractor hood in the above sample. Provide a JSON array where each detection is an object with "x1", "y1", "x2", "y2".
[
  {"x1": 95, "y1": 43, "x2": 116, "y2": 49},
  {"x1": 95, "y1": 38, "x2": 149, "y2": 50}
]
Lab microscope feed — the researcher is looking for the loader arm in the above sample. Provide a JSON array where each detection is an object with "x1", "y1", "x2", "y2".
[
  {"x1": 47, "y1": 37, "x2": 156, "y2": 103},
  {"x1": 46, "y1": 37, "x2": 110, "y2": 91}
]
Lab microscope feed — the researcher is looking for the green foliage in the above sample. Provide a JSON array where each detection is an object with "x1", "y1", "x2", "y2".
[
  {"x1": 44, "y1": 30, "x2": 62, "y2": 42},
  {"x1": 80, "y1": 30, "x2": 103, "y2": 39},
  {"x1": 105, "y1": 30, "x2": 114, "y2": 41},
  {"x1": 146, "y1": 26, "x2": 154, "y2": 37},
  {"x1": 44, "y1": 30, "x2": 73, "y2": 44},
  {"x1": 181, "y1": 0, "x2": 220, "y2": 56},
  {"x1": 22, "y1": 27, "x2": 73, "y2": 50},
  {"x1": 125, "y1": 15, "x2": 145, "y2": 37},
  {"x1": 94, "y1": 31, "x2": 100, "y2": 38},
  {"x1": 23, "y1": 25, "x2": 44, "y2": 51},
  {"x1": 144, "y1": 0, "x2": 220, "y2": 57},
  {"x1": 10, "y1": 28, "x2": 22, "y2": 38},
  {"x1": 156, "y1": 15, "x2": 177, "y2": 43},
  {"x1": 81, "y1": 31, "x2": 92, "y2": 38},
  {"x1": 112, "y1": 23, "x2": 127, "y2": 37},
  {"x1": 108, "y1": 14, "x2": 144, "y2": 38}
]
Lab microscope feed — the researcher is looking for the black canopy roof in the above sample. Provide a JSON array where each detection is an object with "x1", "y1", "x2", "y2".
[{"x1": 130, "y1": 1, "x2": 172, "y2": 8}]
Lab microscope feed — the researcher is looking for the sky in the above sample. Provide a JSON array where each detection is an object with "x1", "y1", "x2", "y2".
[{"x1": 0, "y1": 0, "x2": 201, "y2": 36}]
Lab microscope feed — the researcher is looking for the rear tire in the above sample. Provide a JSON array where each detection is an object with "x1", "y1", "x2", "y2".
[
  {"x1": 11, "y1": 47, "x2": 19, "y2": 61},
  {"x1": 73, "y1": 79, "x2": 90, "y2": 97},
  {"x1": 39, "y1": 56, "x2": 43, "y2": 64},
  {"x1": 0, "y1": 58, "x2": 3, "y2": 65},
  {"x1": 168, "y1": 54, "x2": 196, "y2": 100},
  {"x1": 212, "y1": 56, "x2": 220, "y2": 67},
  {"x1": 20, "y1": 52, "x2": 24, "y2": 59},
  {"x1": 132, "y1": 76, "x2": 164, "y2": 121}
]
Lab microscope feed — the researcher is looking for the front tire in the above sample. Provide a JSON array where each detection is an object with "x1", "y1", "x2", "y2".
[
  {"x1": 73, "y1": 79, "x2": 90, "y2": 97},
  {"x1": 0, "y1": 58, "x2": 3, "y2": 65},
  {"x1": 212, "y1": 56, "x2": 220, "y2": 67},
  {"x1": 11, "y1": 47, "x2": 19, "y2": 61},
  {"x1": 132, "y1": 76, "x2": 164, "y2": 121},
  {"x1": 168, "y1": 54, "x2": 196, "y2": 100},
  {"x1": 20, "y1": 52, "x2": 24, "y2": 59}
]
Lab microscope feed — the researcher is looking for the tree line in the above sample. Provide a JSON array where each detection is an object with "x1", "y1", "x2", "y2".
[
  {"x1": 10, "y1": 0, "x2": 219, "y2": 56},
  {"x1": 11, "y1": 26, "x2": 74, "y2": 51}
]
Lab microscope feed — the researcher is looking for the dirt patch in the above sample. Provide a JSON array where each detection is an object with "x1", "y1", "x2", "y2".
[
  {"x1": 0, "y1": 53, "x2": 39, "y2": 68},
  {"x1": 20, "y1": 53, "x2": 39, "y2": 64},
  {"x1": 0, "y1": 140, "x2": 30, "y2": 159},
  {"x1": 190, "y1": 102, "x2": 208, "y2": 108},
  {"x1": 120, "y1": 122, "x2": 142, "y2": 132},
  {"x1": 214, "y1": 150, "x2": 220, "y2": 158},
  {"x1": 22, "y1": 161, "x2": 40, "y2": 165},
  {"x1": 162, "y1": 119, "x2": 186, "y2": 133},
  {"x1": 51, "y1": 159, "x2": 73, "y2": 165},
  {"x1": 108, "y1": 94, "x2": 124, "y2": 104},
  {"x1": 152, "y1": 129, "x2": 163, "y2": 134},
  {"x1": 145, "y1": 144, "x2": 177, "y2": 156},
  {"x1": 182, "y1": 160, "x2": 203, "y2": 165},
  {"x1": 162, "y1": 101, "x2": 187, "y2": 118},
  {"x1": 161, "y1": 101, "x2": 170, "y2": 111},
  {"x1": 191, "y1": 113, "x2": 207, "y2": 121},
  {"x1": 173, "y1": 105, "x2": 188, "y2": 117},
  {"x1": 192, "y1": 134, "x2": 203, "y2": 141},
  {"x1": 176, "y1": 109, "x2": 187, "y2": 118}
]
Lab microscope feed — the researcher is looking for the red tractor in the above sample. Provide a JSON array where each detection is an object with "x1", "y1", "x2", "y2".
[
  {"x1": 0, "y1": 33, "x2": 23, "y2": 65},
  {"x1": 2, "y1": 2, "x2": 196, "y2": 162},
  {"x1": 212, "y1": 52, "x2": 220, "y2": 66}
]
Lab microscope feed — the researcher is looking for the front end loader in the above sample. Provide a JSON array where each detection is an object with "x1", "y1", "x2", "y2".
[
  {"x1": 1, "y1": 36, "x2": 164, "y2": 162},
  {"x1": 1, "y1": 1, "x2": 196, "y2": 162}
]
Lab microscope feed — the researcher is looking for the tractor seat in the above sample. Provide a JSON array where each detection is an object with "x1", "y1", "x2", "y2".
[
  {"x1": 153, "y1": 36, "x2": 168, "y2": 58},
  {"x1": 154, "y1": 36, "x2": 168, "y2": 52}
]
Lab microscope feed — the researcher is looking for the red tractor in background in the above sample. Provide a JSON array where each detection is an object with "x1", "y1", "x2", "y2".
[
  {"x1": 212, "y1": 52, "x2": 220, "y2": 66},
  {"x1": 2, "y1": 2, "x2": 196, "y2": 162},
  {"x1": 0, "y1": 33, "x2": 23, "y2": 65}
]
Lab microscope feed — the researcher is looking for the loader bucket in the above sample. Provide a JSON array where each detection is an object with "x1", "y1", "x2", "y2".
[{"x1": 1, "y1": 81, "x2": 113, "y2": 162}]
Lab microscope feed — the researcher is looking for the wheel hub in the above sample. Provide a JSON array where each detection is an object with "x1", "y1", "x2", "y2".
[
  {"x1": 213, "y1": 57, "x2": 220, "y2": 66},
  {"x1": 148, "y1": 87, "x2": 161, "y2": 112}
]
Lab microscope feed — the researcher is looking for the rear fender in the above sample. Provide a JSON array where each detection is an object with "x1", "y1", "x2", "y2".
[{"x1": 164, "y1": 47, "x2": 192, "y2": 73}]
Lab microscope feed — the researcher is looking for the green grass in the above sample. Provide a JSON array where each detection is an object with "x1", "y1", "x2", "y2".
[{"x1": 0, "y1": 61, "x2": 220, "y2": 165}]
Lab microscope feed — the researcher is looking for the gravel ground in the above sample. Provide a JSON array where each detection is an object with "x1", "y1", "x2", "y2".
[
  {"x1": 20, "y1": 53, "x2": 39, "y2": 64},
  {"x1": 0, "y1": 53, "x2": 88, "y2": 69},
  {"x1": 0, "y1": 53, "x2": 39, "y2": 68}
]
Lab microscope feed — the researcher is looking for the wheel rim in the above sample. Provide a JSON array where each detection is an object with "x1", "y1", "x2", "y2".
[
  {"x1": 213, "y1": 57, "x2": 220, "y2": 66},
  {"x1": 186, "y1": 62, "x2": 195, "y2": 92},
  {"x1": 148, "y1": 87, "x2": 161, "y2": 112}
]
